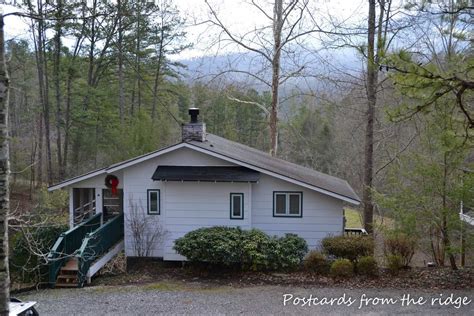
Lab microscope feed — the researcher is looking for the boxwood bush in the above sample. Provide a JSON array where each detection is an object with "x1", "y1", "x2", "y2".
[
  {"x1": 321, "y1": 235, "x2": 374, "y2": 262},
  {"x1": 356, "y1": 256, "x2": 378, "y2": 277},
  {"x1": 174, "y1": 227, "x2": 308, "y2": 271},
  {"x1": 303, "y1": 251, "x2": 331, "y2": 275},
  {"x1": 330, "y1": 258, "x2": 354, "y2": 279}
]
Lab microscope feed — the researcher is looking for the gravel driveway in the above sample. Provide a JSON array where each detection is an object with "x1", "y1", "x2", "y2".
[{"x1": 18, "y1": 282, "x2": 473, "y2": 315}]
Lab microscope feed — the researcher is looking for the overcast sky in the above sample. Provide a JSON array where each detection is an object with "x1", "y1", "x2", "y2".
[{"x1": 1, "y1": 0, "x2": 370, "y2": 60}]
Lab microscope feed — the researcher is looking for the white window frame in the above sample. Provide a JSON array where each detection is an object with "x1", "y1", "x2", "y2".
[{"x1": 273, "y1": 191, "x2": 302, "y2": 217}]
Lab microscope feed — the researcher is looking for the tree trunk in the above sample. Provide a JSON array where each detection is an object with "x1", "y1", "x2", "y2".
[
  {"x1": 117, "y1": 0, "x2": 125, "y2": 122},
  {"x1": 0, "y1": 14, "x2": 11, "y2": 316},
  {"x1": 269, "y1": 0, "x2": 283, "y2": 157},
  {"x1": 31, "y1": 0, "x2": 53, "y2": 185},
  {"x1": 37, "y1": 114, "x2": 43, "y2": 186},
  {"x1": 64, "y1": 69, "x2": 72, "y2": 176},
  {"x1": 135, "y1": 1, "x2": 142, "y2": 113},
  {"x1": 42, "y1": 26, "x2": 53, "y2": 185},
  {"x1": 65, "y1": 8, "x2": 86, "y2": 176},
  {"x1": 152, "y1": 23, "x2": 165, "y2": 121},
  {"x1": 72, "y1": 0, "x2": 97, "y2": 166},
  {"x1": 442, "y1": 152, "x2": 457, "y2": 270},
  {"x1": 54, "y1": 0, "x2": 64, "y2": 179},
  {"x1": 362, "y1": 0, "x2": 377, "y2": 235}
]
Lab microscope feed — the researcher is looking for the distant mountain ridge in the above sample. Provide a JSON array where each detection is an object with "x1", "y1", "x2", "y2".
[{"x1": 177, "y1": 49, "x2": 363, "y2": 91}]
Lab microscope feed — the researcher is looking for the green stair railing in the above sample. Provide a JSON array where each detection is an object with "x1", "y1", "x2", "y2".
[
  {"x1": 48, "y1": 213, "x2": 102, "y2": 287},
  {"x1": 77, "y1": 213, "x2": 124, "y2": 287}
]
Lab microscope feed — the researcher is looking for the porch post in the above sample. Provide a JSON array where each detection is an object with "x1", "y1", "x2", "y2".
[
  {"x1": 69, "y1": 187, "x2": 74, "y2": 229},
  {"x1": 95, "y1": 186, "x2": 103, "y2": 225}
]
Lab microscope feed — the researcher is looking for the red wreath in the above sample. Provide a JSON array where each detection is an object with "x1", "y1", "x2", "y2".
[{"x1": 105, "y1": 175, "x2": 119, "y2": 196}]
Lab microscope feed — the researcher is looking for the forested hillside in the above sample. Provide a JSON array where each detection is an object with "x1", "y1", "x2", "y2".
[{"x1": 2, "y1": 0, "x2": 473, "y2": 275}]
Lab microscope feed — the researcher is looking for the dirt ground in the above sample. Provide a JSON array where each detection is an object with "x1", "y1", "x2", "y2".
[{"x1": 91, "y1": 258, "x2": 474, "y2": 291}]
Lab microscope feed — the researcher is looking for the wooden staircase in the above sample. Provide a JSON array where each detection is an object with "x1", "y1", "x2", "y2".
[
  {"x1": 49, "y1": 213, "x2": 124, "y2": 288},
  {"x1": 55, "y1": 258, "x2": 79, "y2": 288}
]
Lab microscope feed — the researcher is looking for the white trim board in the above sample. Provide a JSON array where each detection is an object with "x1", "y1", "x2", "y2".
[
  {"x1": 48, "y1": 143, "x2": 187, "y2": 191},
  {"x1": 48, "y1": 169, "x2": 106, "y2": 191},
  {"x1": 86, "y1": 240, "x2": 124, "y2": 283},
  {"x1": 106, "y1": 143, "x2": 187, "y2": 173}
]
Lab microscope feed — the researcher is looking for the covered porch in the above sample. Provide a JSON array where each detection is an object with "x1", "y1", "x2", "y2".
[{"x1": 48, "y1": 186, "x2": 125, "y2": 288}]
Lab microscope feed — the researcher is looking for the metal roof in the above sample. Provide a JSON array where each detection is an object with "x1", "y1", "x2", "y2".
[{"x1": 152, "y1": 166, "x2": 260, "y2": 182}]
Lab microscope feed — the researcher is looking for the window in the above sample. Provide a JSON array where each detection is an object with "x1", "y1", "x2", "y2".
[
  {"x1": 273, "y1": 192, "x2": 302, "y2": 217},
  {"x1": 230, "y1": 193, "x2": 244, "y2": 219},
  {"x1": 147, "y1": 189, "x2": 160, "y2": 215}
]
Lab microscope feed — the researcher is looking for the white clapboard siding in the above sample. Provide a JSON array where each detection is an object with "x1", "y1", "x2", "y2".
[
  {"x1": 122, "y1": 147, "x2": 240, "y2": 258},
  {"x1": 251, "y1": 175, "x2": 343, "y2": 250},
  {"x1": 163, "y1": 181, "x2": 250, "y2": 260},
  {"x1": 66, "y1": 145, "x2": 345, "y2": 260}
]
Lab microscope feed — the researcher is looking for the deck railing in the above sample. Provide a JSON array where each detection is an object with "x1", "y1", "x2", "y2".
[
  {"x1": 73, "y1": 199, "x2": 96, "y2": 224},
  {"x1": 48, "y1": 213, "x2": 102, "y2": 286},
  {"x1": 344, "y1": 228, "x2": 368, "y2": 236},
  {"x1": 77, "y1": 213, "x2": 124, "y2": 286}
]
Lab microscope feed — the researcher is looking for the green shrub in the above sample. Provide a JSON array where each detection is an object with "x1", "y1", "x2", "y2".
[
  {"x1": 304, "y1": 251, "x2": 330, "y2": 275},
  {"x1": 241, "y1": 229, "x2": 278, "y2": 271},
  {"x1": 277, "y1": 234, "x2": 308, "y2": 270},
  {"x1": 386, "y1": 255, "x2": 403, "y2": 275},
  {"x1": 174, "y1": 227, "x2": 308, "y2": 271},
  {"x1": 322, "y1": 235, "x2": 374, "y2": 262},
  {"x1": 10, "y1": 224, "x2": 68, "y2": 283},
  {"x1": 356, "y1": 256, "x2": 378, "y2": 277},
  {"x1": 330, "y1": 259, "x2": 354, "y2": 279},
  {"x1": 383, "y1": 232, "x2": 416, "y2": 267},
  {"x1": 173, "y1": 226, "x2": 244, "y2": 266}
]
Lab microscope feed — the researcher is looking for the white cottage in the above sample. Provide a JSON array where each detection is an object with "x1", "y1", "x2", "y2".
[{"x1": 48, "y1": 108, "x2": 360, "y2": 287}]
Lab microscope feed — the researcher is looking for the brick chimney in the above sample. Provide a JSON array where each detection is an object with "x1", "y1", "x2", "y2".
[{"x1": 182, "y1": 108, "x2": 206, "y2": 142}]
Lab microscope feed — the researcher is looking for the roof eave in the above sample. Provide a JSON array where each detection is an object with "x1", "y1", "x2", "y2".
[
  {"x1": 47, "y1": 139, "x2": 361, "y2": 205},
  {"x1": 48, "y1": 142, "x2": 188, "y2": 191},
  {"x1": 47, "y1": 168, "x2": 106, "y2": 191}
]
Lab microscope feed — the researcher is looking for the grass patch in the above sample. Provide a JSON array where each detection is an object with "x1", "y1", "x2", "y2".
[
  {"x1": 345, "y1": 208, "x2": 362, "y2": 228},
  {"x1": 344, "y1": 208, "x2": 392, "y2": 230}
]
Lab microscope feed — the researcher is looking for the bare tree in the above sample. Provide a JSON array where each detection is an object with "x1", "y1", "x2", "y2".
[
  {"x1": 127, "y1": 201, "x2": 166, "y2": 257},
  {"x1": 25, "y1": 0, "x2": 54, "y2": 185},
  {"x1": 53, "y1": 0, "x2": 64, "y2": 179},
  {"x1": 117, "y1": 0, "x2": 126, "y2": 123},
  {"x1": 204, "y1": 0, "x2": 319, "y2": 156},
  {"x1": 362, "y1": 0, "x2": 394, "y2": 234},
  {"x1": 363, "y1": 0, "x2": 378, "y2": 235}
]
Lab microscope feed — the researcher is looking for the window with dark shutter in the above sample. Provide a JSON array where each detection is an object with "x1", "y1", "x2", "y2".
[
  {"x1": 147, "y1": 189, "x2": 160, "y2": 215},
  {"x1": 230, "y1": 193, "x2": 244, "y2": 219}
]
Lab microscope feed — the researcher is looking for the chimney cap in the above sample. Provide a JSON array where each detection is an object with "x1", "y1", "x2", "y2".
[{"x1": 188, "y1": 107, "x2": 200, "y2": 123}]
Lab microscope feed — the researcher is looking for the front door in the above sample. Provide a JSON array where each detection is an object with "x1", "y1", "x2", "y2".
[{"x1": 102, "y1": 189, "x2": 123, "y2": 222}]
